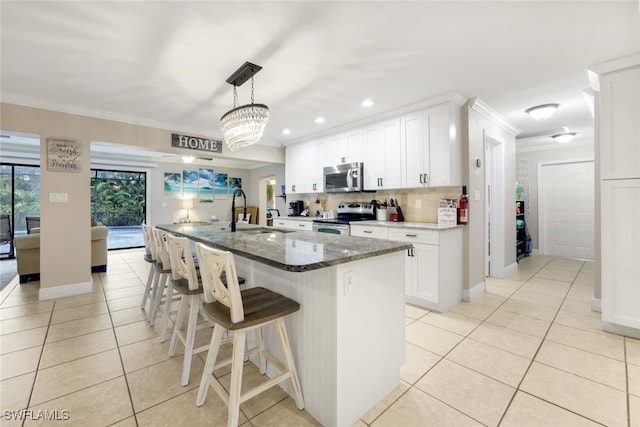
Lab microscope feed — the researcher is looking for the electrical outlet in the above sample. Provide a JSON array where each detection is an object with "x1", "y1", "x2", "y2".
[
  {"x1": 344, "y1": 272, "x2": 353, "y2": 295},
  {"x1": 415, "y1": 199, "x2": 422, "y2": 209}
]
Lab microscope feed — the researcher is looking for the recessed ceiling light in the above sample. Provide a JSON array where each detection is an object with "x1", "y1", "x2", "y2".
[
  {"x1": 314, "y1": 117, "x2": 325, "y2": 124},
  {"x1": 552, "y1": 132, "x2": 577, "y2": 143},
  {"x1": 181, "y1": 155, "x2": 195, "y2": 163},
  {"x1": 282, "y1": 129, "x2": 291, "y2": 135},
  {"x1": 361, "y1": 99, "x2": 374, "y2": 107},
  {"x1": 525, "y1": 103, "x2": 559, "y2": 120}
]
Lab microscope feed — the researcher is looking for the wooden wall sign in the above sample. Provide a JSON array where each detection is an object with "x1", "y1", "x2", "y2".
[
  {"x1": 171, "y1": 133, "x2": 223, "y2": 154},
  {"x1": 47, "y1": 139, "x2": 81, "y2": 172}
]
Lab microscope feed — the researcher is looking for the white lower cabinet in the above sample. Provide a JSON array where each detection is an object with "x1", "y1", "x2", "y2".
[
  {"x1": 406, "y1": 242, "x2": 440, "y2": 306},
  {"x1": 273, "y1": 218, "x2": 313, "y2": 231},
  {"x1": 351, "y1": 224, "x2": 463, "y2": 311}
]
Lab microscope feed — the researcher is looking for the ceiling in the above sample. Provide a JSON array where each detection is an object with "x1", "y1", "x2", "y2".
[{"x1": 1, "y1": 1, "x2": 639, "y2": 167}]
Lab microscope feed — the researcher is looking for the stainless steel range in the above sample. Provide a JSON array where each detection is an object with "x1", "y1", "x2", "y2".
[{"x1": 312, "y1": 202, "x2": 376, "y2": 235}]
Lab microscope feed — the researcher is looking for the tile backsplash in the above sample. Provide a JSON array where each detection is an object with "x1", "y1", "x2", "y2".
[{"x1": 290, "y1": 186, "x2": 462, "y2": 223}]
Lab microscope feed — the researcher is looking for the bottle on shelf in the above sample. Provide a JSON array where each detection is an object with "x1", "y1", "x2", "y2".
[{"x1": 458, "y1": 185, "x2": 468, "y2": 225}]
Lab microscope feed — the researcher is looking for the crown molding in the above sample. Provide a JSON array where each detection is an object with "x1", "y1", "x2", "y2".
[{"x1": 468, "y1": 98, "x2": 521, "y2": 136}]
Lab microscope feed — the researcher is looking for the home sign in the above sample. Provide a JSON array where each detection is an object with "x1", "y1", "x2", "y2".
[{"x1": 171, "y1": 133, "x2": 223, "y2": 154}]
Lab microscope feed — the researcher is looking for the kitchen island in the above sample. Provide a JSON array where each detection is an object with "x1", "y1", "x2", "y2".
[{"x1": 157, "y1": 223, "x2": 411, "y2": 427}]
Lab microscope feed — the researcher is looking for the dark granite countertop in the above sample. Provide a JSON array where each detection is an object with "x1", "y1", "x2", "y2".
[{"x1": 157, "y1": 223, "x2": 412, "y2": 272}]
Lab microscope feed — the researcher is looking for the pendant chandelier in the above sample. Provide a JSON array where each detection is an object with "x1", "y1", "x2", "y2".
[{"x1": 220, "y1": 62, "x2": 269, "y2": 151}]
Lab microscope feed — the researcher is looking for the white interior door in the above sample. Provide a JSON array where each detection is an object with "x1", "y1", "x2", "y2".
[{"x1": 540, "y1": 161, "x2": 594, "y2": 260}]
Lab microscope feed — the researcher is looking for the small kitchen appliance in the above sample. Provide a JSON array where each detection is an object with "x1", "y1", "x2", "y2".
[
  {"x1": 312, "y1": 202, "x2": 376, "y2": 234},
  {"x1": 288, "y1": 200, "x2": 304, "y2": 216}
]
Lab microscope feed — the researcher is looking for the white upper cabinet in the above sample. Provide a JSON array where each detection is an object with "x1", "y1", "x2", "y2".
[
  {"x1": 400, "y1": 111, "x2": 429, "y2": 187},
  {"x1": 364, "y1": 118, "x2": 402, "y2": 190},
  {"x1": 400, "y1": 102, "x2": 462, "y2": 188},
  {"x1": 286, "y1": 94, "x2": 464, "y2": 193},
  {"x1": 322, "y1": 129, "x2": 364, "y2": 166},
  {"x1": 286, "y1": 141, "x2": 322, "y2": 194},
  {"x1": 599, "y1": 65, "x2": 640, "y2": 180}
]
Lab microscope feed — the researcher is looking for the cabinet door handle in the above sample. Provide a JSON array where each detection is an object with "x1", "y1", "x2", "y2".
[
  {"x1": 424, "y1": 173, "x2": 429, "y2": 184},
  {"x1": 419, "y1": 174, "x2": 423, "y2": 184},
  {"x1": 292, "y1": 184, "x2": 296, "y2": 192},
  {"x1": 405, "y1": 233, "x2": 418, "y2": 237},
  {"x1": 380, "y1": 177, "x2": 383, "y2": 187},
  {"x1": 407, "y1": 249, "x2": 411, "y2": 257},
  {"x1": 411, "y1": 248, "x2": 414, "y2": 257},
  {"x1": 363, "y1": 230, "x2": 372, "y2": 234},
  {"x1": 299, "y1": 224, "x2": 306, "y2": 227}
]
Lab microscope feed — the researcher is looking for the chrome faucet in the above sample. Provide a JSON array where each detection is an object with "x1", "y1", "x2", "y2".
[{"x1": 230, "y1": 188, "x2": 247, "y2": 232}]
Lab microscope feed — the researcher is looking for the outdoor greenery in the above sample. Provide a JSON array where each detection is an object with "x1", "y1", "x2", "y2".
[
  {"x1": 91, "y1": 170, "x2": 146, "y2": 226},
  {"x1": 0, "y1": 165, "x2": 41, "y2": 232}
]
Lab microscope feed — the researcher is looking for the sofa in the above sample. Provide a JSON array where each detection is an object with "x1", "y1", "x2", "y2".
[{"x1": 14, "y1": 225, "x2": 108, "y2": 283}]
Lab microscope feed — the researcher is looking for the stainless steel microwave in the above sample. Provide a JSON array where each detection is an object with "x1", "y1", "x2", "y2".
[{"x1": 323, "y1": 162, "x2": 363, "y2": 193}]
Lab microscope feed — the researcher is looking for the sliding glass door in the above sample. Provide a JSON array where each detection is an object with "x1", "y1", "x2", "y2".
[
  {"x1": 0, "y1": 164, "x2": 41, "y2": 235},
  {"x1": 91, "y1": 169, "x2": 146, "y2": 249}
]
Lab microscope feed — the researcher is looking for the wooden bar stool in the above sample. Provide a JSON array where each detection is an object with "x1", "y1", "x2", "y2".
[
  {"x1": 140, "y1": 223, "x2": 158, "y2": 314},
  {"x1": 149, "y1": 227, "x2": 181, "y2": 341},
  {"x1": 194, "y1": 243, "x2": 304, "y2": 427},
  {"x1": 165, "y1": 233, "x2": 214, "y2": 386}
]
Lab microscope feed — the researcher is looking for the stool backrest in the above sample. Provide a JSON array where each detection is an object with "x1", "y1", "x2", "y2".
[
  {"x1": 26, "y1": 216, "x2": 40, "y2": 234},
  {"x1": 0, "y1": 214, "x2": 12, "y2": 245},
  {"x1": 152, "y1": 227, "x2": 171, "y2": 270},
  {"x1": 141, "y1": 223, "x2": 155, "y2": 260},
  {"x1": 165, "y1": 234, "x2": 199, "y2": 291},
  {"x1": 195, "y1": 243, "x2": 244, "y2": 323}
]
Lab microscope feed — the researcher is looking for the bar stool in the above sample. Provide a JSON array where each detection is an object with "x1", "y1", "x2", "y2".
[
  {"x1": 140, "y1": 223, "x2": 157, "y2": 314},
  {"x1": 149, "y1": 227, "x2": 181, "y2": 341},
  {"x1": 194, "y1": 243, "x2": 304, "y2": 427},
  {"x1": 165, "y1": 233, "x2": 214, "y2": 386}
]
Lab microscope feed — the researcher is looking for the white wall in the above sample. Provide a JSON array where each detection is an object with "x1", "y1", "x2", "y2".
[
  {"x1": 463, "y1": 99, "x2": 519, "y2": 294},
  {"x1": 516, "y1": 143, "x2": 594, "y2": 252}
]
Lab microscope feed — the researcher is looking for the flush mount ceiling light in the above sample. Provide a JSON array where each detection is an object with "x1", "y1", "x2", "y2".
[
  {"x1": 181, "y1": 155, "x2": 195, "y2": 164},
  {"x1": 552, "y1": 132, "x2": 577, "y2": 143},
  {"x1": 361, "y1": 98, "x2": 374, "y2": 108},
  {"x1": 525, "y1": 103, "x2": 559, "y2": 120},
  {"x1": 314, "y1": 117, "x2": 325, "y2": 124},
  {"x1": 219, "y1": 62, "x2": 269, "y2": 151},
  {"x1": 282, "y1": 129, "x2": 291, "y2": 135}
]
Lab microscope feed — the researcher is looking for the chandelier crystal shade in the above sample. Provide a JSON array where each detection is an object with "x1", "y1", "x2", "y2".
[{"x1": 219, "y1": 62, "x2": 269, "y2": 151}]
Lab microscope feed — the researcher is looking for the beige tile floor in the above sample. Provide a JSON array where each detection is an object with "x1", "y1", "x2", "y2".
[{"x1": 0, "y1": 250, "x2": 638, "y2": 426}]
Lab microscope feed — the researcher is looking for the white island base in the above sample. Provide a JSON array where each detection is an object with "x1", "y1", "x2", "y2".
[{"x1": 235, "y1": 251, "x2": 406, "y2": 427}]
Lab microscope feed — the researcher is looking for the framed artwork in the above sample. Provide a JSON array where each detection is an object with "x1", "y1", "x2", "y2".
[
  {"x1": 182, "y1": 170, "x2": 199, "y2": 199},
  {"x1": 47, "y1": 139, "x2": 81, "y2": 172},
  {"x1": 214, "y1": 173, "x2": 228, "y2": 199},
  {"x1": 164, "y1": 172, "x2": 182, "y2": 196},
  {"x1": 228, "y1": 177, "x2": 242, "y2": 196},
  {"x1": 198, "y1": 168, "x2": 214, "y2": 203}
]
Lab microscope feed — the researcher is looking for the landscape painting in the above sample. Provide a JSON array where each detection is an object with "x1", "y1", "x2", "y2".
[
  {"x1": 164, "y1": 172, "x2": 181, "y2": 196},
  {"x1": 198, "y1": 168, "x2": 214, "y2": 203},
  {"x1": 214, "y1": 173, "x2": 228, "y2": 199},
  {"x1": 228, "y1": 177, "x2": 242, "y2": 196},
  {"x1": 182, "y1": 170, "x2": 199, "y2": 199}
]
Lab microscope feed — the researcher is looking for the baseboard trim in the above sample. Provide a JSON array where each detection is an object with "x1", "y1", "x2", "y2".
[
  {"x1": 591, "y1": 297, "x2": 602, "y2": 313},
  {"x1": 39, "y1": 279, "x2": 93, "y2": 301},
  {"x1": 503, "y1": 262, "x2": 518, "y2": 278},
  {"x1": 463, "y1": 281, "x2": 485, "y2": 302},
  {"x1": 602, "y1": 321, "x2": 640, "y2": 340}
]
